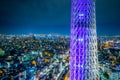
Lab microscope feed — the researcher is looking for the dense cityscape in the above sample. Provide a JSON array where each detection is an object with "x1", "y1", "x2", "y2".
[
  {"x1": 0, "y1": 34, "x2": 69, "y2": 80},
  {"x1": 0, "y1": 34, "x2": 120, "y2": 80}
]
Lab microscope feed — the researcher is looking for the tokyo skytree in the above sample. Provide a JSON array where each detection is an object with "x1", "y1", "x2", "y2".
[{"x1": 70, "y1": 0, "x2": 99, "y2": 80}]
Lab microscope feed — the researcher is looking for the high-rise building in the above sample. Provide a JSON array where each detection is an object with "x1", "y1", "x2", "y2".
[{"x1": 70, "y1": 0, "x2": 99, "y2": 80}]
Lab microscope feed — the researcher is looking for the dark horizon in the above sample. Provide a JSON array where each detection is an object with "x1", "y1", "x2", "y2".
[{"x1": 0, "y1": 0, "x2": 120, "y2": 36}]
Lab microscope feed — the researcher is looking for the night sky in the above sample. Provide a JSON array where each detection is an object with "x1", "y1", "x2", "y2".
[{"x1": 0, "y1": 0, "x2": 120, "y2": 36}]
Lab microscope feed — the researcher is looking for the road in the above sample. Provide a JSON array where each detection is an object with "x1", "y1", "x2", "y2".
[
  {"x1": 64, "y1": 71, "x2": 69, "y2": 80},
  {"x1": 55, "y1": 63, "x2": 69, "y2": 80}
]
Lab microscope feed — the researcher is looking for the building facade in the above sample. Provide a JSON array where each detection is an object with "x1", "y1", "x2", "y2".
[{"x1": 70, "y1": 0, "x2": 99, "y2": 80}]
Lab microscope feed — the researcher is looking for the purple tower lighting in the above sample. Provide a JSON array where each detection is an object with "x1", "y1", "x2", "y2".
[{"x1": 70, "y1": 0, "x2": 99, "y2": 80}]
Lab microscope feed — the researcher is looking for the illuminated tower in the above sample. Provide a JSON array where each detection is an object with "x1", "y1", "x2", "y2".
[{"x1": 70, "y1": 0, "x2": 99, "y2": 80}]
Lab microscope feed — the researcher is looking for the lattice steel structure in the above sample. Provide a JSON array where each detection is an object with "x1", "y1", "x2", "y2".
[{"x1": 70, "y1": 0, "x2": 99, "y2": 80}]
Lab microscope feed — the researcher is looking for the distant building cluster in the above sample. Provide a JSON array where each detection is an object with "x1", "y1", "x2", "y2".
[
  {"x1": 0, "y1": 34, "x2": 120, "y2": 80},
  {"x1": 0, "y1": 34, "x2": 69, "y2": 80},
  {"x1": 98, "y1": 36, "x2": 120, "y2": 80}
]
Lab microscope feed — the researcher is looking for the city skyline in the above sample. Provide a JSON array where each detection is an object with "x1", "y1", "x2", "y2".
[{"x1": 0, "y1": 0, "x2": 120, "y2": 36}]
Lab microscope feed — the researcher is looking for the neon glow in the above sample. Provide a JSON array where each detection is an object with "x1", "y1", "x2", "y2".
[{"x1": 70, "y1": 0, "x2": 99, "y2": 80}]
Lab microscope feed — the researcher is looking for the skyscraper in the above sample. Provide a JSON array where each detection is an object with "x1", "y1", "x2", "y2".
[{"x1": 70, "y1": 0, "x2": 99, "y2": 80}]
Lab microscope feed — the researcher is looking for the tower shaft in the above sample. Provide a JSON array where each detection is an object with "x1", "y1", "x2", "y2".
[{"x1": 70, "y1": 0, "x2": 99, "y2": 80}]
